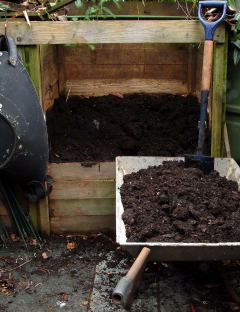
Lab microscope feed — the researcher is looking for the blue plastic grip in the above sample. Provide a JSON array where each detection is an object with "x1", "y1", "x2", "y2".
[{"x1": 198, "y1": 1, "x2": 227, "y2": 40}]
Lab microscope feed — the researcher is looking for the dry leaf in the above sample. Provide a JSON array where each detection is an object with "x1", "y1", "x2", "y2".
[
  {"x1": 10, "y1": 234, "x2": 19, "y2": 242},
  {"x1": 110, "y1": 92, "x2": 124, "y2": 98},
  {"x1": 67, "y1": 242, "x2": 77, "y2": 250},
  {"x1": 190, "y1": 304, "x2": 199, "y2": 312},
  {"x1": 63, "y1": 293, "x2": 69, "y2": 301},
  {"x1": 42, "y1": 252, "x2": 49, "y2": 259},
  {"x1": 29, "y1": 239, "x2": 38, "y2": 246}
]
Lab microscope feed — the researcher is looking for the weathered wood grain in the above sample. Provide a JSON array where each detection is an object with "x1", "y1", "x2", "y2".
[
  {"x1": 50, "y1": 180, "x2": 115, "y2": 200},
  {"x1": 48, "y1": 162, "x2": 115, "y2": 180},
  {"x1": 65, "y1": 78, "x2": 187, "y2": 96},
  {"x1": 50, "y1": 198, "x2": 115, "y2": 216},
  {"x1": 0, "y1": 216, "x2": 12, "y2": 229},
  {"x1": 211, "y1": 39, "x2": 228, "y2": 157},
  {"x1": 40, "y1": 45, "x2": 59, "y2": 112},
  {"x1": 0, "y1": 199, "x2": 8, "y2": 216},
  {"x1": 50, "y1": 215, "x2": 115, "y2": 233},
  {"x1": 0, "y1": 21, "x2": 225, "y2": 45},
  {"x1": 64, "y1": 64, "x2": 187, "y2": 80}
]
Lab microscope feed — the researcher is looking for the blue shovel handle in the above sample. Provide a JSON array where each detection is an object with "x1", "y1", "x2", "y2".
[{"x1": 198, "y1": 1, "x2": 227, "y2": 40}]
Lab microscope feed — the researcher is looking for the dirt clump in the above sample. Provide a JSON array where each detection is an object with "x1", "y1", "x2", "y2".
[
  {"x1": 120, "y1": 161, "x2": 240, "y2": 242},
  {"x1": 47, "y1": 94, "x2": 202, "y2": 162}
]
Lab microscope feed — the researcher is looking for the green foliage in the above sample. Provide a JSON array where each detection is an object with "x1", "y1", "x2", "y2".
[
  {"x1": 74, "y1": 0, "x2": 122, "y2": 19},
  {"x1": 229, "y1": 0, "x2": 240, "y2": 64},
  {"x1": 71, "y1": 0, "x2": 240, "y2": 64}
]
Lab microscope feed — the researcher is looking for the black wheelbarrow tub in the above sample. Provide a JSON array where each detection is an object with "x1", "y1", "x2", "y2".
[
  {"x1": 0, "y1": 50, "x2": 48, "y2": 184},
  {"x1": 116, "y1": 157, "x2": 240, "y2": 261}
]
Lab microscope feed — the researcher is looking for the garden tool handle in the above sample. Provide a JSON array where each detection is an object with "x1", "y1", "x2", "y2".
[
  {"x1": 196, "y1": 1, "x2": 227, "y2": 155},
  {"x1": 201, "y1": 40, "x2": 214, "y2": 91},
  {"x1": 112, "y1": 247, "x2": 151, "y2": 308},
  {"x1": 198, "y1": 1, "x2": 227, "y2": 41}
]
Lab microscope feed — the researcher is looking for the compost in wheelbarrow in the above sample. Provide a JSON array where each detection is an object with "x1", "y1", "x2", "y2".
[
  {"x1": 116, "y1": 156, "x2": 240, "y2": 262},
  {"x1": 120, "y1": 160, "x2": 240, "y2": 243}
]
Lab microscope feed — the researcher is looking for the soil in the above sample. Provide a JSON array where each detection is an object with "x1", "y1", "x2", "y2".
[
  {"x1": 121, "y1": 161, "x2": 240, "y2": 242},
  {"x1": 46, "y1": 94, "x2": 203, "y2": 163}
]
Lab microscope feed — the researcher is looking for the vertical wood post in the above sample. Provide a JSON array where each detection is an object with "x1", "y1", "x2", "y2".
[
  {"x1": 17, "y1": 45, "x2": 50, "y2": 235},
  {"x1": 211, "y1": 29, "x2": 228, "y2": 157}
]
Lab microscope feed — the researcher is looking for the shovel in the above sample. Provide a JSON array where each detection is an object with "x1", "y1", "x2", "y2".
[
  {"x1": 112, "y1": 2, "x2": 228, "y2": 308},
  {"x1": 186, "y1": 1, "x2": 227, "y2": 173}
]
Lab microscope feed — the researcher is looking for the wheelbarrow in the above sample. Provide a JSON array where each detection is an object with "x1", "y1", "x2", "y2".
[{"x1": 113, "y1": 156, "x2": 240, "y2": 307}]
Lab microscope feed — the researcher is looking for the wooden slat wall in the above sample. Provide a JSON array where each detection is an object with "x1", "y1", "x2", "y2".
[
  {"x1": 40, "y1": 45, "x2": 59, "y2": 112},
  {"x1": 48, "y1": 162, "x2": 115, "y2": 233},
  {"x1": 58, "y1": 43, "x2": 196, "y2": 97}
]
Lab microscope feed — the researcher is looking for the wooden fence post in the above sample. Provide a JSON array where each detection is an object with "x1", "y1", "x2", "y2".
[{"x1": 18, "y1": 45, "x2": 50, "y2": 235}]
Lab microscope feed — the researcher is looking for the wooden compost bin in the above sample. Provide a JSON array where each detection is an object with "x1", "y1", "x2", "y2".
[{"x1": 0, "y1": 19, "x2": 227, "y2": 234}]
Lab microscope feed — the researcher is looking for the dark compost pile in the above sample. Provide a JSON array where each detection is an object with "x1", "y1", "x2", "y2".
[
  {"x1": 47, "y1": 94, "x2": 202, "y2": 163},
  {"x1": 120, "y1": 161, "x2": 240, "y2": 243}
]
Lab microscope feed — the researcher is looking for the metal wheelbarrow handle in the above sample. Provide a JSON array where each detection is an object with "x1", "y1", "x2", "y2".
[{"x1": 198, "y1": 1, "x2": 227, "y2": 40}]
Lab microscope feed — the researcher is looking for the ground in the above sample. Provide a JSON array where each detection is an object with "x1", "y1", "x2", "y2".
[{"x1": 0, "y1": 234, "x2": 240, "y2": 312}]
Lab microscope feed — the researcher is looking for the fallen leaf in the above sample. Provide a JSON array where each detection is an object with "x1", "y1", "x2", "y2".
[
  {"x1": 42, "y1": 252, "x2": 49, "y2": 259},
  {"x1": 83, "y1": 258, "x2": 90, "y2": 264},
  {"x1": 67, "y1": 242, "x2": 77, "y2": 250},
  {"x1": 110, "y1": 92, "x2": 124, "y2": 98},
  {"x1": 29, "y1": 239, "x2": 39, "y2": 246},
  {"x1": 79, "y1": 235, "x2": 88, "y2": 240},
  {"x1": 63, "y1": 293, "x2": 69, "y2": 301},
  {"x1": 190, "y1": 303, "x2": 199, "y2": 312},
  {"x1": 10, "y1": 234, "x2": 19, "y2": 242}
]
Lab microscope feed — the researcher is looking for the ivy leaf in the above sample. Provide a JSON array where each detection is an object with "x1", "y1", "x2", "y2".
[
  {"x1": 112, "y1": 0, "x2": 121, "y2": 9},
  {"x1": 102, "y1": 6, "x2": 116, "y2": 17},
  {"x1": 233, "y1": 47, "x2": 240, "y2": 65},
  {"x1": 232, "y1": 39, "x2": 240, "y2": 49},
  {"x1": 235, "y1": 13, "x2": 240, "y2": 21},
  {"x1": 228, "y1": 0, "x2": 237, "y2": 10},
  {"x1": 75, "y1": 0, "x2": 82, "y2": 9},
  {"x1": 87, "y1": 44, "x2": 96, "y2": 51},
  {"x1": 85, "y1": 5, "x2": 99, "y2": 19}
]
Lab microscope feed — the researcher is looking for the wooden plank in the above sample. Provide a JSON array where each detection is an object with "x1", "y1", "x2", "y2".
[
  {"x1": 143, "y1": 64, "x2": 187, "y2": 80},
  {"x1": 65, "y1": 78, "x2": 188, "y2": 96},
  {"x1": 187, "y1": 44, "x2": 196, "y2": 94},
  {"x1": 50, "y1": 180, "x2": 115, "y2": 200},
  {"x1": 143, "y1": 46, "x2": 188, "y2": 65},
  {"x1": 0, "y1": 199, "x2": 8, "y2": 216},
  {"x1": 64, "y1": 63, "x2": 187, "y2": 80},
  {"x1": 38, "y1": 195, "x2": 50, "y2": 235},
  {"x1": 63, "y1": 44, "x2": 188, "y2": 65},
  {"x1": 0, "y1": 215, "x2": 12, "y2": 229},
  {"x1": 50, "y1": 198, "x2": 115, "y2": 217},
  {"x1": 63, "y1": 46, "x2": 97, "y2": 65},
  {"x1": 65, "y1": 64, "x2": 144, "y2": 79},
  {"x1": 48, "y1": 162, "x2": 115, "y2": 180},
  {"x1": 40, "y1": 45, "x2": 59, "y2": 111},
  {"x1": 0, "y1": 21, "x2": 225, "y2": 45},
  {"x1": 18, "y1": 45, "x2": 42, "y2": 101},
  {"x1": 96, "y1": 47, "x2": 144, "y2": 65},
  {"x1": 211, "y1": 36, "x2": 228, "y2": 157},
  {"x1": 50, "y1": 215, "x2": 115, "y2": 233}
]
